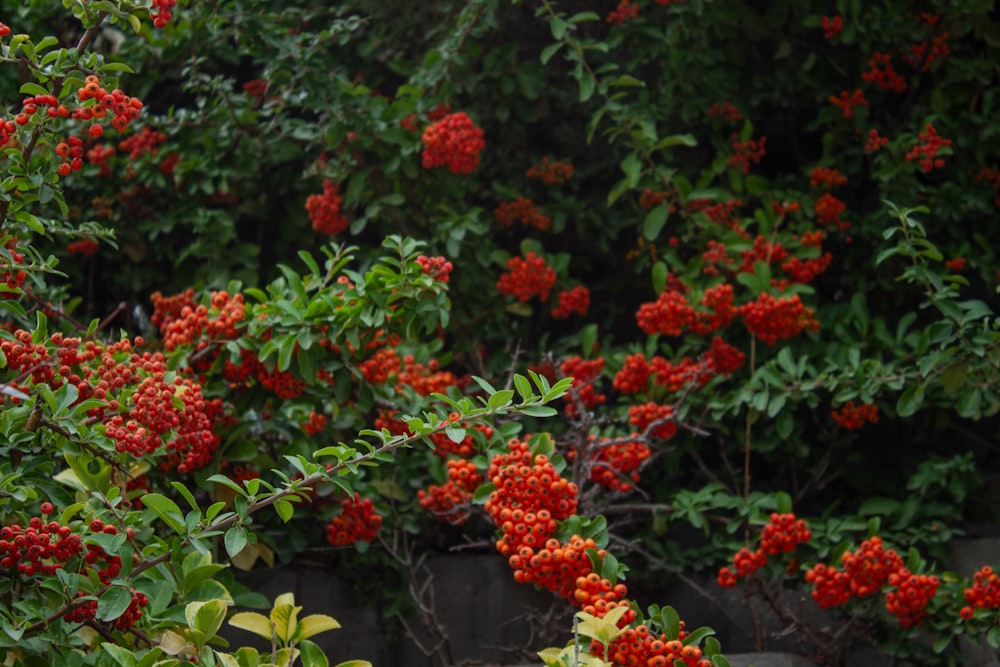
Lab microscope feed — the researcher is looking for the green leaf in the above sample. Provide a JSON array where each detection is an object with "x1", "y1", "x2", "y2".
[
  {"x1": 141, "y1": 493, "x2": 187, "y2": 534},
  {"x1": 518, "y1": 405, "x2": 558, "y2": 417},
  {"x1": 540, "y1": 42, "x2": 564, "y2": 65},
  {"x1": 578, "y1": 75, "x2": 596, "y2": 102},
  {"x1": 299, "y1": 640, "x2": 330, "y2": 667},
  {"x1": 514, "y1": 374, "x2": 534, "y2": 401},
  {"x1": 643, "y1": 204, "x2": 670, "y2": 241},
  {"x1": 487, "y1": 389, "x2": 516, "y2": 410},
  {"x1": 98, "y1": 643, "x2": 138, "y2": 667},
  {"x1": 187, "y1": 599, "x2": 229, "y2": 639},
  {"x1": 896, "y1": 384, "x2": 924, "y2": 417},
  {"x1": 225, "y1": 526, "x2": 249, "y2": 559},
  {"x1": 274, "y1": 499, "x2": 295, "y2": 523},
  {"x1": 97, "y1": 586, "x2": 134, "y2": 622}
]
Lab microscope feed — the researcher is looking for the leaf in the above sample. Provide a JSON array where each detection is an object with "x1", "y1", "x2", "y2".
[
  {"x1": 98, "y1": 643, "x2": 138, "y2": 667},
  {"x1": 896, "y1": 384, "x2": 924, "y2": 417},
  {"x1": 540, "y1": 42, "x2": 564, "y2": 65},
  {"x1": 225, "y1": 526, "x2": 249, "y2": 559},
  {"x1": 141, "y1": 493, "x2": 187, "y2": 534},
  {"x1": 97, "y1": 586, "x2": 134, "y2": 622},
  {"x1": 518, "y1": 405, "x2": 557, "y2": 417},
  {"x1": 578, "y1": 75, "x2": 596, "y2": 102},
  {"x1": 487, "y1": 389, "x2": 515, "y2": 410},
  {"x1": 270, "y1": 594, "x2": 302, "y2": 643},
  {"x1": 229, "y1": 611, "x2": 274, "y2": 641},
  {"x1": 643, "y1": 204, "x2": 670, "y2": 241},
  {"x1": 298, "y1": 614, "x2": 341, "y2": 640},
  {"x1": 299, "y1": 640, "x2": 330, "y2": 667},
  {"x1": 187, "y1": 599, "x2": 229, "y2": 639}
]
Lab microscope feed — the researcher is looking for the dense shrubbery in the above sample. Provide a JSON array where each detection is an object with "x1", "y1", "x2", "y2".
[{"x1": 1, "y1": 0, "x2": 999, "y2": 665}]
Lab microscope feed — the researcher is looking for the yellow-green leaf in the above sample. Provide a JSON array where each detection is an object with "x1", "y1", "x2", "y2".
[
  {"x1": 297, "y1": 614, "x2": 341, "y2": 640},
  {"x1": 157, "y1": 630, "x2": 188, "y2": 656},
  {"x1": 334, "y1": 662, "x2": 373, "y2": 667},
  {"x1": 229, "y1": 612, "x2": 274, "y2": 641},
  {"x1": 270, "y1": 598, "x2": 301, "y2": 644}
]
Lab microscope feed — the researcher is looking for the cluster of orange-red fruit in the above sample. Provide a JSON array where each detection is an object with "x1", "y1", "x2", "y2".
[
  {"x1": 595, "y1": 625, "x2": 710, "y2": 667},
  {"x1": 150, "y1": 0, "x2": 178, "y2": 29},
  {"x1": 707, "y1": 101, "x2": 743, "y2": 123},
  {"x1": 301, "y1": 410, "x2": 328, "y2": 436},
  {"x1": 75, "y1": 74, "x2": 144, "y2": 134},
  {"x1": 496, "y1": 252, "x2": 558, "y2": 303},
  {"x1": 831, "y1": 400, "x2": 879, "y2": 430},
  {"x1": 636, "y1": 280, "x2": 818, "y2": 347},
  {"x1": 0, "y1": 512, "x2": 148, "y2": 629},
  {"x1": 821, "y1": 15, "x2": 843, "y2": 40},
  {"x1": 561, "y1": 355, "x2": 606, "y2": 417},
  {"x1": 960, "y1": 566, "x2": 1000, "y2": 620},
  {"x1": 0, "y1": 330, "x2": 221, "y2": 474},
  {"x1": 606, "y1": 0, "x2": 683, "y2": 25},
  {"x1": 829, "y1": 89, "x2": 868, "y2": 118},
  {"x1": 0, "y1": 236, "x2": 27, "y2": 290},
  {"x1": 525, "y1": 156, "x2": 574, "y2": 186},
  {"x1": 717, "y1": 513, "x2": 812, "y2": 588},
  {"x1": 862, "y1": 52, "x2": 908, "y2": 93},
  {"x1": 493, "y1": 198, "x2": 551, "y2": 231},
  {"x1": 572, "y1": 434, "x2": 651, "y2": 493},
  {"x1": 305, "y1": 179, "x2": 349, "y2": 235},
  {"x1": 417, "y1": 458, "x2": 483, "y2": 525},
  {"x1": 805, "y1": 536, "x2": 941, "y2": 627},
  {"x1": 551, "y1": 285, "x2": 590, "y2": 319},
  {"x1": 614, "y1": 341, "x2": 746, "y2": 394},
  {"x1": 421, "y1": 111, "x2": 485, "y2": 175},
  {"x1": 905, "y1": 123, "x2": 951, "y2": 173},
  {"x1": 485, "y1": 438, "x2": 635, "y2": 621},
  {"x1": 325, "y1": 493, "x2": 382, "y2": 546},
  {"x1": 728, "y1": 134, "x2": 766, "y2": 174},
  {"x1": 67, "y1": 238, "x2": 99, "y2": 257},
  {"x1": 415, "y1": 254, "x2": 453, "y2": 283}
]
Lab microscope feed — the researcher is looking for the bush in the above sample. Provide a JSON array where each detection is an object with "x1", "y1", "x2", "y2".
[{"x1": 1, "y1": 1, "x2": 998, "y2": 665}]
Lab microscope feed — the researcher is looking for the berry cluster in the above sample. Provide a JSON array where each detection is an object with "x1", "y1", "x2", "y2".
[
  {"x1": 551, "y1": 285, "x2": 590, "y2": 319},
  {"x1": 257, "y1": 365, "x2": 307, "y2": 400},
  {"x1": 75, "y1": 75, "x2": 143, "y2": 133},
  {"x1": 54, "y1": 135, "x2": 85, "y2": 177},
  {"x1": 560, "y1": 355, "x2": 606, "y2": 417},
  {"x1": 831, "y1": 401, "x2": 879, "y2": 430},
  {"x1": 151, "y1": 289, "x2": 246, "y2": 353},
  {"x1": 960, "y1": 566, "x2": 999, "y2": 620},
  {"x1": 905, "y1": 123, "x2": 951, "y2": 172},
  {"x1": 813, "y1": 192, "x2": 848, "y2": 230},
  {"x1": 0, "y1": 515, "x2": 148, "y2": 629},
  {"x1": 606, "y1": 0, "x2": 639, "y2": 25},
  {"x1": 0, "y1": 330, "x2": 221, "y2": 474},
  {"x1": 627, "y1": 402, "x2": 677, "y2": 440},
  {"x1": 301, "y1": 410, "x2": 328, "y2": 436},
  {"x1": 421, "y1": 112, "x2": 485, "y2": 175},
  {"x1": 525, "y1": 156, "x2": 574, "y2": 185},
  {"x1": 829, "y1": 89, "x2": 868, "y2": 118},
  {"x1": 584, "y1": 435, "x2": 651, "y2": 493},
  {"x1": 485, "y1": 439, "x2": 633, "y2": 620},
  {"x1": 862, "y1": 52, "x2": 908, "y2": 93},
  {"x1": 151, "y1": 0, "x2": 178, "y2": 29},
  {"x1": 306, "y1": 179, "x2": 349, "y2": 235},
  {"x1": 67, "y1": 238, "x2": 99, "y2": 257},
  {"x1": 598, "y1": 625, "x2": 710, "y2": 667},
  {"x1": 864, "y1": 129, "x2": 890, "y2": 153},
  {"x1": 417, "y1": 459, "x2": 483, "y2": 525},
  {"x1": 944, "y1": 256, "x2": 967, "y2": 272},
  {"x1": 707, "y1": 101, "x2": 743, "y2": 123},
  {"x1": 687, "y1": 198, "x2": 746, "y2": 236},
  {"x1": 717, "y1": 513, "x2": 811, "y2": 588},
  {"x1": 809, "y1": 166, "x2": 847, "y2": 190},
  {"x1": 821, "y1": 15, "x2": 843, "y2": 40},
  {"x1": 416, "y1": 254, "x2": 453, "y2": 283},
  {"x1": 728, "y1": 135, "x2": 766, "y2": 174},
  {"x1": 496, "y1": 252, "x2": 557, "y2": 303},
  {"x1": 325, "y1": 493, "x2": 382, "y2": 546},
  {"x1": 903, "y1": 13, "x2": 950, "y2": 71},
  {"x1": 0, "y1": 237, "x2": 27, "y2": 290},
  {"x1": 805, "y1": 536, "x2": 904, "y2": 607},
  {"x1": 739, "y1": 293, "x2": 819, "y2": 345},
  {"x1": 493, "y1": 198, "x2": 551, "y2": 231},
  {"x1": 884, "y1": 570, "x2": 940, "y2": 628},
  {"x1": 118, "y1": 126, "x2": 167, "y2": 160}
]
